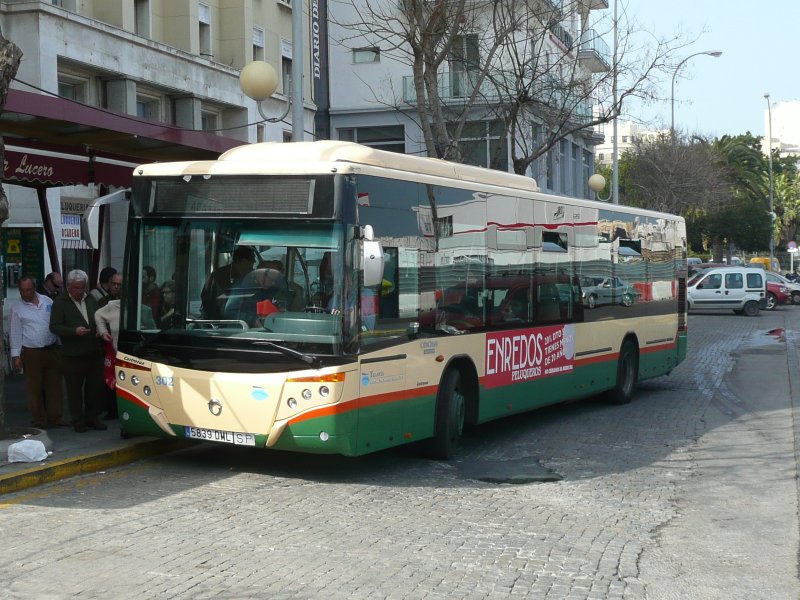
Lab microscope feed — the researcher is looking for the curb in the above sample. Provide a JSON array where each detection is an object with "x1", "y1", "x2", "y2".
[{"x1": 0, "y1": 437, "x2": 190, "y2": 495}]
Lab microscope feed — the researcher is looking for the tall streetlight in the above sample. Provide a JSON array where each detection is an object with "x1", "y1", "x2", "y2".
[
  {"x1": 670, "y1": 50, "x2": 722, "y2": 137},
  {"x1": 765, "y1": 92, "x2": 775, "y2": 268}
]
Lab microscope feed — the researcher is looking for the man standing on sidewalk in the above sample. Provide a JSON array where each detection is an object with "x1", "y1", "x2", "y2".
[
  {"x1": 49, "y1": 269, "x2": 107, "y2": 433},
  {"x1": 36, "y1": 271, "x2": 62, "y2": 300},
  {"x1": 9, "y1": 276, "x2": 65, "y2": 428}
]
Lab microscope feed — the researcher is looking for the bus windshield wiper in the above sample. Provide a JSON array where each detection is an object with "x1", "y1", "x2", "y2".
[{"x1": 253, "y1": 340, "x2": 321, "y2": 368}]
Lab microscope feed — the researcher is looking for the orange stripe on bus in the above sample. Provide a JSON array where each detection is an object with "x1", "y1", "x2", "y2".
[
  {"x1": 288, "y1": 385, "x2": 439, "y2": 426},
  {"x1": 117, "y1": 387, "x2": 149, "y2": 409}
]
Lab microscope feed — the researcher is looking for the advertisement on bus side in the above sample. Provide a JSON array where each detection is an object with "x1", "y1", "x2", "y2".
[{"x1": 484, "y1": 324, "x2": 575, "y2": 388}]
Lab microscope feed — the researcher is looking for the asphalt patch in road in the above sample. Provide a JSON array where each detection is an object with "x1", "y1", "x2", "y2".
[{"x1": 457, "y1": 457, "x2": 563, "y2": 484}]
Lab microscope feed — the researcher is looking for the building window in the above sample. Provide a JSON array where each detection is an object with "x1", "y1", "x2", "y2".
[
  {"x1": 337, "y1": 125, "x2": 405, "y2": 153},
  {"x1": 449, "y1": 34, "x2": 479, "y2": 98},
  {"x1": 281, "y1": 56, "x2": 292, "y2": 95},
  {"x1": 252, "y1": 27, "x2": 265, "y2": 61},
  {"x1": 559, "y1": 139, "x2": 569, "y2": 194},
  {"x1": 199, "y1": 3, "x2": 212, "y2": 58},
  {"x1": 582, "y1": 150, "x2": 592, "y2": 199},
  {"x1": 598, "y1": 152, "x2": 605, "y2": 161},
  {"x1": 453, "y1": 120, "x2": 507, "y2": 171},
  {"x1": 201, "y1": 110, "x2": 219, "y2": 131},
  {"x1": 135, "y1": 0, "x2": 150, "y2": 37},
  {"x1": 58, "y1": 73, "x2": 89, "y2": 103},
  {"x1": 51, "y1": 0, "x2": 77, "y2": 10},
  {"x1": 436, "y1": 215, "x2": 453, "y2": 238},
  {"x1": 136, "y1": 94, "x2": 161, "y2": 121},
  {"x1": 353, "y1": 48, "x2": 380, "y2": 64}
]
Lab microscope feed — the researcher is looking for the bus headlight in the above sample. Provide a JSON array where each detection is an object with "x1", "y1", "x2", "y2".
[
  {"x1": 319, "y1": 386, "x2": 330, "y2": 398},
  {"x1": 131, "y1": 375, "x2": 140, "y2": 386},
  {"x1": 319, "y1": 431, "x2": 329, "y2": 442},
  {"x1": 118, "y1": 371, "x2": 126, "y2": 382},
  {"x1": 302, "y1": 389, "x2": 312, "y2": 400},
  {"x1": 287, "y1": 398, "x2": 297, "y2": 409},
  {"x1": 143, "y1": 386, "x2": 152, "y2": 396}
]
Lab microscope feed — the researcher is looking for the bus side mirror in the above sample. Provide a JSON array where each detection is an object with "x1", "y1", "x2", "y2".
[{"x1": 362, "y1": 232, "x2": 384, "y2": 288}]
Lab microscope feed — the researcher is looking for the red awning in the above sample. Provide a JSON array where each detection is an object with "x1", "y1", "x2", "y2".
[
  {"x1": 4, "y1": 140, "x2": 89, "y2": 187},
  {"x1": 0, "y1": 88, "x2": 244, "y2": 188}
]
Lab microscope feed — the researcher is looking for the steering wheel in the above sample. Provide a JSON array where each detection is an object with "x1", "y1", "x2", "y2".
[{"x1": 304, "y1": 306, "x2": 328, "y2": 313}]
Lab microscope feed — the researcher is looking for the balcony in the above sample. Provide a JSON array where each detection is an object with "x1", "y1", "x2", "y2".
[
  {"x1": 402, "y1": 72, "x2": 594, "y2": 125},
  {"x1": 578, "y1": 29, "x2": 611, "y2": 72}
]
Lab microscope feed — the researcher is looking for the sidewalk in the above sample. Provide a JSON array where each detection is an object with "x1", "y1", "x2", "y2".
[{"x1": 0, "y1": 373, "x2": 187, "y2": 494}]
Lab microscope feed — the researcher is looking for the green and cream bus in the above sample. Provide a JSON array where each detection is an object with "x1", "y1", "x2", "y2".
[{"x1": 115, "y1": 141, "x2": 687, "y2": 459}]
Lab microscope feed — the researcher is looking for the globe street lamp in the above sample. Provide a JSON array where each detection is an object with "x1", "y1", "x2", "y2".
[
  {"x1": 765, "y1": 92, "x2": 775, "y2": 269},
  {"x1": 239, "y1": 60, "x2": 291, "y2": 125},
  {"x1": 670, "y1": 50, "x2": 723, "y2": 137},
  {"x1": 588, "y1": 173, "x2": 611, "y2": 202}
]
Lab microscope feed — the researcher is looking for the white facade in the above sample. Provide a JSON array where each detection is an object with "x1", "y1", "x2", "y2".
[
  {"x1": 594, "y1": 120, "x2": 665, "y2": 165},
  {"x1": 764, "y1": 100, "x2": 800, "y2": 159},
  {"x1": 327, "y1": 0, "x2": 609, "y2": 199}
]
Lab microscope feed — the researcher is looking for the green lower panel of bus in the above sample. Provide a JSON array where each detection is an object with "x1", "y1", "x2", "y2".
[
  {"x1": 118, "y1": 340, "x2": 684, "y2": 456},
  {"x1": 117, "y1": 396, "x2": 171, "y2": 438}
]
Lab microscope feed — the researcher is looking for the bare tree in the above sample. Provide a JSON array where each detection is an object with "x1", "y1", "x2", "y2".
[
  {"x1": 620, "y1": 134, "x2": 731, "y2": 214},
  {"x1": 330, "y1": 0, "x2": 691, "y2": 174},
  {"x1": 0, "y1": 29, "x2": 22, "y2": 427}
]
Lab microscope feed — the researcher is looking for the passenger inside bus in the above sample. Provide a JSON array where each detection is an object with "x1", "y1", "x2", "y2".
[
  {"x1": 260, "y1": 259, "x2": 305, "y2": 311},
  {"x1": 224, "y1": 267, "x2": 288, "y2": 325},
  {"x1": 201, "y1": 246, "x2": 257, "y2": 319}
]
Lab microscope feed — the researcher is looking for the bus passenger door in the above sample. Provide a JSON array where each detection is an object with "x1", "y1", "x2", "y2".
[{"x1": 356, "y1": 355, "x2": 408, "y2": 453}]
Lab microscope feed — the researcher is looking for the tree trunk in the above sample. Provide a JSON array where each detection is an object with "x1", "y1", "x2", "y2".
[{"x1": 0, "y1": 31, "x2": 23, "y2": 427}]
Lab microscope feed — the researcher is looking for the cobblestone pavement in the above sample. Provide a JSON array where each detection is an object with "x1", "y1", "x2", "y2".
[{"x1": 0, "y1": 312, "x2": 798, "y2": 599}]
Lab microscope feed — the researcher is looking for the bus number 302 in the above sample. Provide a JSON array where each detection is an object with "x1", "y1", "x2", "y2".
[{"x1": 155, "y1": 376, "x2": 174, "y2": 386}]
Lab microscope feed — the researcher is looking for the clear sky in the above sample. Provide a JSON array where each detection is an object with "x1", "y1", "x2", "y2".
[{"x1": 611, "y1": 1, "x2": 800, "y2": 139}]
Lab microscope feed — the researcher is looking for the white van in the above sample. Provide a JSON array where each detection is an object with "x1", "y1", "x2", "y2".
[{"x1": 687, "y1": 267, "x2": 767, "y2": 316}]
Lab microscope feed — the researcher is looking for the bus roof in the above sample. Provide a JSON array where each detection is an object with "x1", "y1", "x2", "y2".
[{"x1": 134, "y1": 140, "x2": 540, "y2": 193}]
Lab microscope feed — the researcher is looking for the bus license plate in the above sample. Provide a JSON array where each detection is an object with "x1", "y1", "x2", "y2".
[{"x1": 185, "y1": 426, "x2": 256, "y2": 446}]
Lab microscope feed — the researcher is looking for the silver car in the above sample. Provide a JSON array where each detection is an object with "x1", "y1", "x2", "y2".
[{"x1": 581, "y1": 276, "x2": 637, "y2": 309}]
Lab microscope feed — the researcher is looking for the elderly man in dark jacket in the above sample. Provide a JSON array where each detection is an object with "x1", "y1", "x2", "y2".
[{"x1": 49, "y1": 269, "x2": 107, "y2": 433}]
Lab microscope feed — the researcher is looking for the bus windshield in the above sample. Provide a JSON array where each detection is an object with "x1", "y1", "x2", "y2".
[{"x1": 122, "y1": 219, "x2": 356, "y2": 358}]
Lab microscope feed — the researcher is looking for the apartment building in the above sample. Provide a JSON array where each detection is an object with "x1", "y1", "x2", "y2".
[
  {"x1": 594, "y1": 120, "x2": 665, "y2": 165},
  {"x1": 0, "y1": 0, "x2": 312, "y2": 291},
  {"x1": 326, "y1": 0, "x2": 609, "y2": 199},
  {"x1": 765, "y1": 100, "x2": 800, "y2": 161}
]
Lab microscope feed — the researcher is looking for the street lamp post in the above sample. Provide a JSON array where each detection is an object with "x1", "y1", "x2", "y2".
[
  {"x1": 239, "y1": 0, "x2": 304, "y2": 142},
  {"x1": 765, "y1": 92, "x2": 775, "y2": 268},
  {"x1": 670, "y1": 50, "x2": 723, "y2": 137}
]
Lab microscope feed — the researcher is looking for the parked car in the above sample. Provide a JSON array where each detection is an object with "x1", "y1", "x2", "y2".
[
  {"x1": 580, "y1": 276, "x2": 637, "y2": 309},
  {"x1": 687, "y1": 267, "x2": 767, "y2": 316},
  {"x1": 765, "y1": 279, "x2": 791, "y2": 310},
  {"x1": 765, "y1": 271, "x2": 800, "y2": 304}
]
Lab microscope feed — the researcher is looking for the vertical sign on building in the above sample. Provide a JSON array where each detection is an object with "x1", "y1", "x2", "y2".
[
  {"x1": 60, "y1": 198, "x2": 89, "y2": 250},
  {"x1": 311, "y1": 0, "x2": 330, "y2": 140},
  {"x1": 1, "y1": 227, "x2": 44, "y2": 297}
]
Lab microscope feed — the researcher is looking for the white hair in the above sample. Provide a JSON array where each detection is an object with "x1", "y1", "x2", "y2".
[{"x1": 66, "y1": 269, "x2": 89, "y2": 286}]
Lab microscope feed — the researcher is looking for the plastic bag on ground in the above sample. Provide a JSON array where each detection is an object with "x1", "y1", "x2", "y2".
[{"x1": 7, "y1": 439, "x2": 48, "y2": 463}]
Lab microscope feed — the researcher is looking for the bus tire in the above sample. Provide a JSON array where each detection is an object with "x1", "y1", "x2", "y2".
[
  {"x1": 743, "y1": 300, "x2": 760, "y2": 317},
  {"x1": 606, "y1": 340, "x2": 638, "y2": 405},
  {"x1": 427, "y1": 368, "x2": 466, "y2": 460}
]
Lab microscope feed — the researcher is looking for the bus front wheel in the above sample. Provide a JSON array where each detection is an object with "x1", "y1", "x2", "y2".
[
  {"x1": 427, "y1": 368, "x2": 466, "y2": 460},
  {"x1": 606, "y1": 340, "x2": 638, "y2": 405}
]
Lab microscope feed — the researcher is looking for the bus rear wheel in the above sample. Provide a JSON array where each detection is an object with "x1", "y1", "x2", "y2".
[
  {"x1": 606, "y1": 340, "x2": 638, "y2": 405},
  {"x1": 427, "y1": 368, "x2": 466, "y2": 460}
]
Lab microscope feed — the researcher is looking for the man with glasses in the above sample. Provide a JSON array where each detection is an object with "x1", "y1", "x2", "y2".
[
  {"x1": 37, "y1": 271, "x2": 62, "y2": 300},
  {"x1": 98, "y1": 273, "x2": 122, "y2": 308}
]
